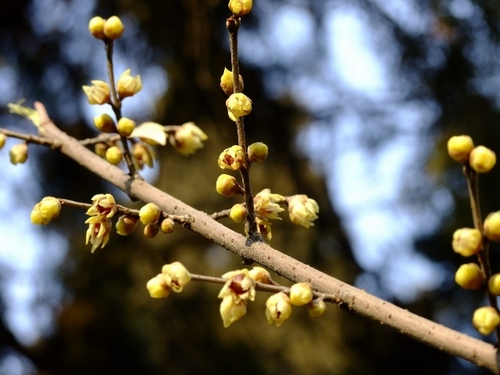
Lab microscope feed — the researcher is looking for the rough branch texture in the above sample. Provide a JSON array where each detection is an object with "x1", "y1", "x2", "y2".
[{"x1": 36, "y1": 102, "x2": 500, "y2": 373}]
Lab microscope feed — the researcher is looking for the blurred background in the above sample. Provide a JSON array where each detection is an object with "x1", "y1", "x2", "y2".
[{"x1": 1, "y1": 0, "x2": 500, "y2": 374}]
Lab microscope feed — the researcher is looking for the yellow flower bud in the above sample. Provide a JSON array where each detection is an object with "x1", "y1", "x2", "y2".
[
  {"x1": 117, "y1": 69, "x2": 142, "y2": 99},
  {"x1": 220, "y1": 67, "x2": 244, "y2": 95},
  {"x1": 248, "y1": 266, "x2": 273, "y2": 284},
  {"x1": 105, "y1": 146, "x2": 123, "y2": 165},
  {"x1": 484, "y1": 211, "x2": 500, "y2": 241},
  {"x1": 226, "y1": 93, "x2": 252, "y2": 120},
  {"x1": 103, "y1": 16, "x2": 124, "y2": 40},
  {"x1": 9, "y1": 143, "x2": 28, "y2": 165},
  {"x1": 30, "y1": 204, "x2": 50, "y2": 225},
  {"x1": 265, "y1": 292, "x2": 292, "y2": 327},
  {"x1": 455, "y1": 263, "x2": 484, "y2": 289},
  {"x1": 0, "y1": 133, "x2": 6, "y2": 149},
  {"x1": 115, "y1": 215, "x2": 138, "y2": 236},
  {"x1": 170, "y1": 122, "x2": 208, "y2": 156},
  {"x1": 229, "y1": 203, "x2": 247, "y2": 223},
  {"x1": 146, "y1": 274, "x2": 171, "y2": 299},
  {"x1": 216, "y1": 174, "x2": 243, "y2": 197},
  {"x1": 218, "y1": 145, "x2": 245, "y2": 170},
  {"x1": 143, "y1": 223, "x2": 160, "y2": 238},
  {"x1": 94, "y1": 143, "x2": 107, "y2": 158},
  {"x1": 472, "y1": 306, "x2": 500, "y2": 335},
  {"x1": 139, "y1": 203, "x2": 161, "y2": 225},
  {"x1": 489, "y1": 274, "x2": 500, "y2": 295},
  {"x1": 94, "y1": 113, "x2": 116, "y2": 133},
  {"x1": 38, "y1": 197, "x2": 61, "y2": 220},
  {"x1": 88, "y1": 16, "x2": 106, "y2": 40},
  {"x1": 289, "y1": 282, "x2": 314, "y2": 306},
  {"x1": 287, "y1": 195, "x2": 319, "y2": 228},
  {"x1": 308, "y1": 298, "x2": 327, "y2": 319},
  {"x1": 162, "y1": 262, "x2": 191, "y2": 293},
  {"x1": 447, "y1": 135, "x2": 474, "y2": 163},
  {"x1": 132, "y1": 142, "x2": 156, "y2": 169},
  {"x1": 117, "y1": 117, "x2": 136, "y2": 137},
  {"x1": 248, "y1": 142, "x2": 268, "y2": 162},
  {"x1": 82, "y1": 80, "x2": 110, "y2": 105},
  {"x1": 452, "y1": 228, "x2": 482, "y2": 257},
  {"x1": 160, "y1": 218, "x2": 175, "y2": 234},
  {"x1": 220, "y1": 295, "x2": 247, "y2": 328},
  {"x1": 228, "y1": 0, "x2": 253, "y2": 16},
  {"x1": 469, "y1": 145, "x2": 496, "y2": 173}
]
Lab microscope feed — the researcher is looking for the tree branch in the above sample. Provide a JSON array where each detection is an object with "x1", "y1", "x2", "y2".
[{"x1": 35, "y1": 101, "x2": 500, "y2": 374}]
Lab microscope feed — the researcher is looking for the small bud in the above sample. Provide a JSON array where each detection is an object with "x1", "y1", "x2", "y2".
[
  {"x1": 455, "y1": 263, "x2": 484, "y2": 289},
  {"x1": 170, "y1": 122, "x2": 208, "y2": 156},
  {"x1": 116, "y1": 215, "x2": 138, "y2": 236},
  {"x1": 160, "y1": 218, "x2": 175, "y2": 234},
  {"x1": 472, "y1": 306, "x2": 500, "y2": 335},
  {"x1": 289, "y1": 282, "x2": 314, "y2": 306},
  {"x1": 265, "y1": 292, "x2": 292, "y2": 327},
  {"x1": 88, "y1": 16, "x2": 106, "y2": 40},
  {"x1": 229, "y1": 203, "x2": 247, "y2": 223},
  {"x1": 139, "y1": 203, "x2": 161, "y2": 225},
  {"x1": 447, "y1": 135, "x2": 474, "y2": 163},
  {"x1": 9, "y1": 143, "x2": 28, "y2": 165},
  {"x1": 162, "y1": 262, "x2": 191, "y2": 292},
  {"x1": 248, "y1": 142, "x2": 268, "y2": 162},
  {"x1": 103, "y1": 16, "x2": 124, "y2": 40},
  {"x1": 95, "y1": 143, "x2": 107, "y2": 158},
  {"x1": 38, "y1": 197, "x2": 61, "y2": 220},
  {"x1": 143, "y1": 223, "x2": 160, "y2": 238},
  {"x1": 469, "y1": 145, "x2": 496, "y2": 173},
  {"x1": 82, "y1": 80, "x2": 110, "y2": 105},
  {"x1": 452, "y1": 228, "x2": 482, "y2": 257},
  {"x1": 489, "y1": 274, "x2": 500, "y2": 295},
  {"x1": 0, "y1": 133, "x2": 6, "y2": 149},
  {"x1": 248, "y1": 266, "x2": 273, "y2": 285},
  {"x1": 105, "y1": 146, "x2": 123, "y2": 165},
  {"x1": 117, "y1": 69, "x2": 142, "y2": 99},
  {"x1": 220, "y1": 67, "x2": 244, "y2": 95},
  {"x1": 216, "y1": 174, "x2": 243, "y2": 197},
  {"x1": 30, "y1": 204, "x2": 50, "y2": 225},
  {"x1": 116, "y1": 117, "x2": 136, "y2": 137},
  {"x1": 218, "y1": 145, "x2": 245, "y2": 170},
  {"x1": 94, "y1": 113, "x2": 116, "y2": 133},
  {"x1": 308, "y1": 298, "x2": 327, "y2": 319},
  {"x1": 484, "y1": 211, "x2": 500, "y2": 241},
  {"x1": 226, "y1": 93, "x2": 252, "y2": 121},
  {"x1": 220, "y1": 295, "x2": 247, "y2": 328},
  {"x1": 228, "y1": 0, "x2": 253, "y2": 16},
  {"x1": 146, "y1": 274, "x2": 171, "y2": 299}
]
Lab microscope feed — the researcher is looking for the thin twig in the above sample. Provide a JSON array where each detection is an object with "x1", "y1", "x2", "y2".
[{"x1": 0, "y1": 128, "x2": 61, "y2": 148}]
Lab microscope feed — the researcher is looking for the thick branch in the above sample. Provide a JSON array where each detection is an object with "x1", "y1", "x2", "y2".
[{"x1": 35, "y1": 102, "x2": 499, "y2": 373}]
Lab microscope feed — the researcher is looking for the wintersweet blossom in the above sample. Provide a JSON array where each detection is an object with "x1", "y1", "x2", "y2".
[{"x1": 287, "y1": 194, "x2": 319, "y2": 228}]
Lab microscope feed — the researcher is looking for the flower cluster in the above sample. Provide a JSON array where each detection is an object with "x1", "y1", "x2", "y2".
[
  {"x1": 147, "y1": 262, "x2": 192, "y2": 299},
  {"x1": 448, "y1": 134, "x2": 500, "y2": 335}
]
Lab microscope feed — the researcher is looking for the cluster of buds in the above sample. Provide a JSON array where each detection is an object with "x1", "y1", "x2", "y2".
[
  {"x1": 30, "y1": 197, "x2": 61, "y2": 225},
  {"x1": 138, "y1": 202, "x2": 177, "y2": 238},
  {"x1": 147, "y1": 262, "x2": 192, "y2": 299},
  {"x1": 448, "y1": 134, "x2": 500, "y2": 335},
  {"x1": 85, "y1": 193, "x2": 117, "y2": 253},
  {"x1": 215, "y1": 266, "x2": 325, "y2": 328},
  {"x1": 89, "y1": 15, "x2": 125, "y2": 41}
]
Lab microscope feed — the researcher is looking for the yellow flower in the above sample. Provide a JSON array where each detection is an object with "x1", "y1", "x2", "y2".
[
  {"x1": 226, "y1": 93, "x2": 252, "y2": 121},
  {"x1": 132, "y1": 142, "x2": 156, "y2": 169},
  {"x1": 117, "y1": 69, "x2": 142, "y2": 99},
  {"x1": 287, "y1": 194, "x2": 319, "y2": 228},
  {"x1": 82, "y1": 80, "x2": 110, "y2": 105},
  {"x1": 170, "y1": 122, "x2": 208, "y2": 155},
  {"x1": 146, "y1": 274, "x2": 171, "y2": 299},
  {"x1": 85, "y1": 217, "x2": 112, "y2": 253},
  {"x1": 220, "y1": 295, "x2": 247, "y2": 328},
  {"x1": 218, "y1": 269, "x2": 256, "y2": 304},
  {"x1": 265, "y1": 292, "x2": 292, "y2": 327},
  {"x1": 254, "y1": 189, "x2": 285, "y2": 221},
  {"x1": 86, "y1": 193, "x2": 117, "y2": 219},
  {"x1": 218, "y1": 145, "x2": 245, "y2": 170},
  {"x1": 162, "y1": 262, "x2": 191, "y2": 293}
]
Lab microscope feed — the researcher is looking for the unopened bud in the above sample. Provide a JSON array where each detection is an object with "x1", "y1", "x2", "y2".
[
  {"x1": 0, "y1": 133, "x2": 6, "y2": 149},
  {"x1": 472, "y1": 306, "x2": 500, "y2": 335},
  {"x1": 484, "y1": 211, "x2": 500, "y2": 241},
  {"x1": 308, "y1": 298, "x2": 327, "y2": 318},
  {"x1": 160, "y1": 218, "x2": 175, "y2": 234},
  {"x1": 89, "y1": 16, "x2": 106, "y2": 40},
  {"x1": 143, "y1": 223, "x2": 160, "y2": 238},
  {"x1": 162, "y1": 262, "x2": 191, "y2": 292},
  {"x1": 289, "y1": 282, "x2": 314, "y2": 306},
  {"x1": 38, "y1": 197, "x2": 61, "y2": 220},
  {"x1": 103, "y1": 16, "x2": 124, "y2": 40},
  {"x1": 452, "y1": 228, "x2": 482, "y2": 257},
  {"x1": 470, "y1": 146, "x2": 496, "y2": 173},
  {"x1": 226, "y1": 93, "x2": 252, "y2": 121},
  {"x1": 30, "y1": 204, "x2": 50, "y2": 225},
  {"x1": 9, "y1": 143, "x2": 28, "y2": 165},
  {"x1": 94, "y1": 113, "x2": 116, "y2": 133},
  {"x1": 229, "y1": 203, "x2": 247, "y2": 223},
  {"x1": 220, "y1": 68, "x2": 244, "y2": 95},
  {"x1": 216, "y1": 174, "x2": 243, "y2": 197},
  {"x1": 248, "y1": 142, "x2": 268, "y2": 162},
  {"x1": 116, "y1": 215, "x2": 138, "y2": 236},
  {"x1": 228, "y1": 0, "x2": 253, "y2": 16},
  {"x1": 447, "y1": 135, "x2": 474, "y2": 163},
  {"x1": 146, "y1": 274, "x2": 171, "y2": 299},
  {"x1": 117, "y1": 69, "x2": 142, "y2": 99},
  {"x1": 139, "y1": 203, "x2": 161, "y2": 225},
  {"x1": 105, "y1": 146, "x2": 123, "y2": 165},
  {"x1": 82, "y1": 80, "x2": 110, "y2": 105},
  {"x1": 265, "y1": 292, "x2": 292, "y2": 327},
  {"x1": 489, "y1": 274, "x2": 500, "y2": 295},
  {"x1": 248, "y1": 266, "x2": 273, "y2": 284},
  {"x1": 455, "y1": 263, "x2": 484, "y2": 289}
]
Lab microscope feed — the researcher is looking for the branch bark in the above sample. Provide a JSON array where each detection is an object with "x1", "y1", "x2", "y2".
[{"x1": 35, "y1": 102, "x2": 500, "y2": 373}]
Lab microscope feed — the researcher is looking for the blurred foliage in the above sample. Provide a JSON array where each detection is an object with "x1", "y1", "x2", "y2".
[{"x1": 2, "y1": 0, "x2": 500, "y2": 374}]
